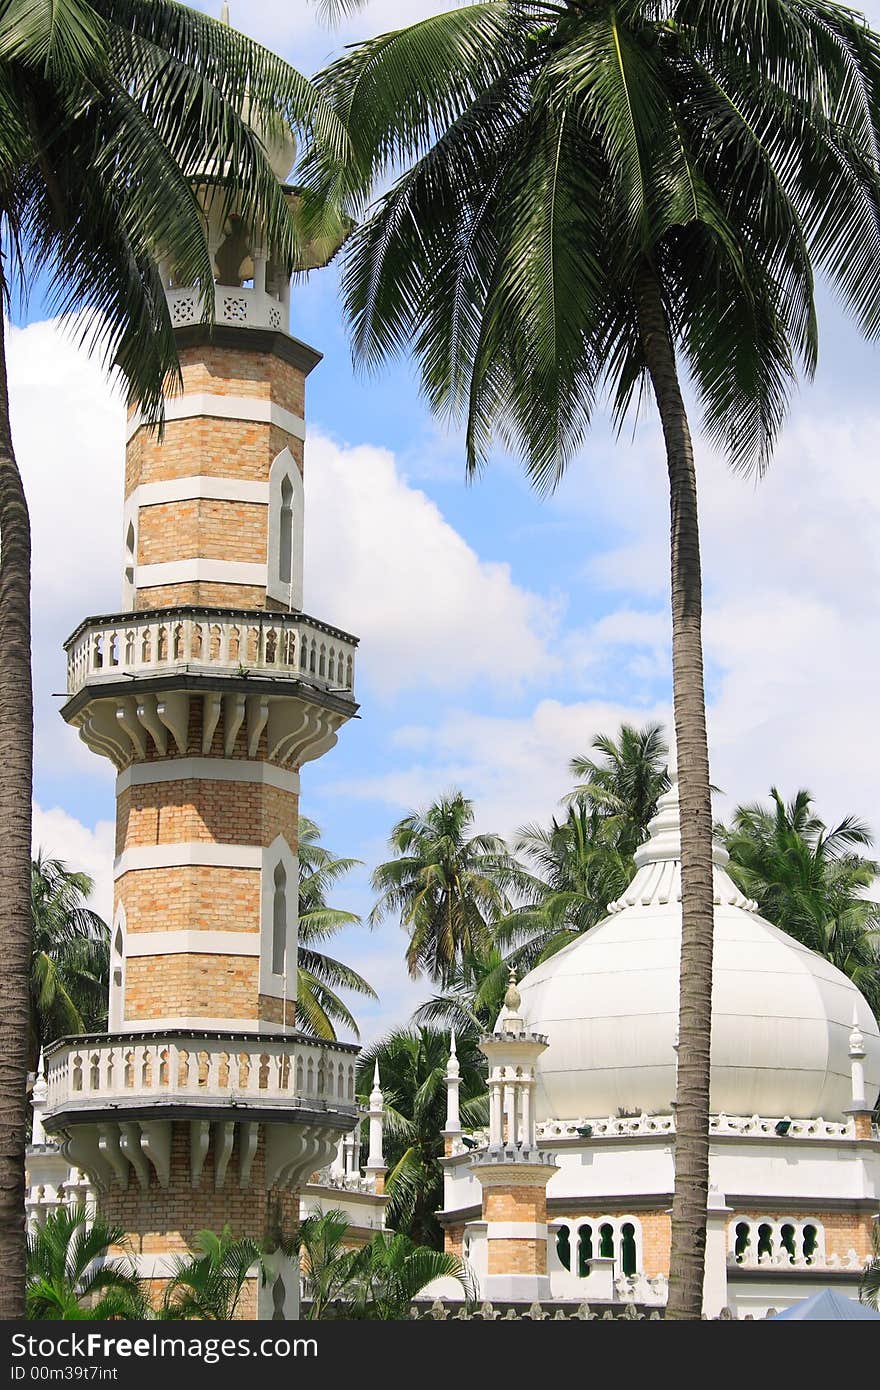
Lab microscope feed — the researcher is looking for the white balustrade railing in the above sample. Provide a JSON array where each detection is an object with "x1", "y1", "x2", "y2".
[
  {"x1": 166, "y1": 284, "x2": 286, "y2": 333},
  {"x1": 65, "y1": 608, "x2": 357, "y2": 698},
  {"x1": 533, "y1": 1113, "x2": 857, "y2": 1141},
  {"x1": 45, "y1": 1034, "x2": 359, "y2": 1114}
]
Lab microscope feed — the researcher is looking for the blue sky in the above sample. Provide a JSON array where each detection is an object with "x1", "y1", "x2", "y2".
[{"x1": 11, "y1": 0, "x2": 880, "y2": 1039}]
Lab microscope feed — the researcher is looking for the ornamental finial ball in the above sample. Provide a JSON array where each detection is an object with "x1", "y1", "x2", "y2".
[{"x1": 504, "y1": 966, "x2": 521, "y2": 1014}]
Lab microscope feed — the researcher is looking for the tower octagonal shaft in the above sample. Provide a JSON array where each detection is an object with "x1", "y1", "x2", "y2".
[{"x1": 46, "y1": 271, "x2": 361, "y2": 1317}]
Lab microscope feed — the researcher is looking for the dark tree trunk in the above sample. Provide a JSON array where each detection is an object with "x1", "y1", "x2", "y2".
[
  {"x1": 634, "y1": 259, "x2": 715, "y2": 1321},
  {"x1": 0, "y1": 294, "x2": 33, "y2": 1320}
]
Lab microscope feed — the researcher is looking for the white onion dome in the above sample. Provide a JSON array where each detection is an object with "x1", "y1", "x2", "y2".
[{"x1": 509, "y1": 769, "x2": 880, "y2": 1122}]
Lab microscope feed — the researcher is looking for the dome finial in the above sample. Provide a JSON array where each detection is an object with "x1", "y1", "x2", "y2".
[{"x1": 504, "y1": 966, "x2": 521, "y2": 1014}]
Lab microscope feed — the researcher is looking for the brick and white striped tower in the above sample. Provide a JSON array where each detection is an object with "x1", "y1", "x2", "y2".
[
  {"x1": 42, "y1": 121, "x2": 361, "y2": 1318},
  {"x1": 471, "y1": 971, "x2": 558, "y2": 1302}
]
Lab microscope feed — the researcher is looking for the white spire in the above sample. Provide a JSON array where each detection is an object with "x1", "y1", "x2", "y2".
[
  {"x1": 365, "y1": 1061, "x2": 385, "y2": 1175},
  {"x1": 849, "y1": 1006, "x2": 868, "y2": 1111},
  {"x1": 444, "y1": 1030, "x2": 462, "y2": 1137},
  {"x1": 30, "y1": 1055, "x2": 48, "y2": 1147},
  {"x1": 220, "y1": 2, "x2": 230, "y2": 24}
]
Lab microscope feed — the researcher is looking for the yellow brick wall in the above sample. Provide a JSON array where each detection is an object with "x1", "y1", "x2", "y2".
[
  {"x1": 116, "y1": 779, "x2": 298, "y2": 856},
  {"x1": 115, "y1": 866, "x2": 260, "y2": 935},
  {"x1": 125, "y1": 953, "x2": 260, "y2": 1022},
  {"x1": 138, "y1": 498, "x2": 267, "y2": 566},
  {"x1": 487, "y1": 1239, "x2": 546, "y2": 1275}
]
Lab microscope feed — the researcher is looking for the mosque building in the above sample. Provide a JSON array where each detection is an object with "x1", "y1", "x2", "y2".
[
  {"x1": 435, "y1": 767, "x2": 880, "y2": 1318},
  {"x1": 20, "y1": 26, "x2": 880, "y2": 1321}
]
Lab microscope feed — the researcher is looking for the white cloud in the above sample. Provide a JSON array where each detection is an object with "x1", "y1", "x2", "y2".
[
  {"x1": 305, "y1": 432, "x2": 557, "y2": 697},
  {"x1": 32, "y1": 804, "x2": 115, "y2": 924}
]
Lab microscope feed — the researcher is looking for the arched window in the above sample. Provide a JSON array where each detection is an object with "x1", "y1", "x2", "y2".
[
  {"x1": 121, "y1": 513, "x2": 137, "y2": 609},
  {"x1": 556, "y1": 1225, "x2": 571, "y2": 1271},
  {"x1": 734, "y1": 1222, "x2": 751, "y2": 1264},
  {"x1": 599, "y1": 1223, "x2": 615, "y2": 1260},
  {"x1": 577, "y1": 1225, "x2": 593, "y2": 1277},
  {"x1": 108, "y1": 906, "x2": 126, "y2": 1031},
  {"x1": 780, "y1": 1224, "x2": 796, "y2": 1263},
  {"x1": 266, "y1": 448, "x2": 304, "y2": 609},
  {"x1": 802, "y1": 1224, "x2": 818, "y2": 1264},
  {"x1": 620, "y1": 1222, "x2": 637, "y2": 1276},
  {"x1": 279, "y1": 476, "x2": 293, "y2": 588},
  {"x1": 272, "y1": 862, "x2": 287, "y2": 977},
  {"x1": 757, "y1": 1223, "x2": 774, "y2": 1260}
]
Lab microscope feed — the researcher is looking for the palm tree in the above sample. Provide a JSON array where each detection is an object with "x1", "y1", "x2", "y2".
[
  {"x1": 370, "y1": 792, "x2": 514, "y2": 986},
  {"x1": 295, "y1": 1208, "x2": 475, "y2": 1318},
  {"x1": 313, "y1": 1, "x2": 880, "y2": 1314},
  {"x1": 30, "y1": 854, "x2": 109, "y2": 1073},
  {"x1": 26, "y1": 1205, "x2": 146, "y2": 1319},
  {"x1": 412, "y1": 945, "x2": 510, "y2": 1036},
  {"x1": 861, "y1": 1222, "x2": 880, "y2": 1309},
  {"x1": 297, "y1": 816, "x2": 376, "y2": 1040},
  {"x1": 719, "y1": 789, "x2": 880, "y2": 1016},
  {"x1": 161, "y1": 1227, "x2": 262, "y2": 1321},
  {"x1": 497, "y1": 802, "x2": 637, "y2": 969},
  {"x1": 0, "y1": 2, "x2": 348, "y2": 1313},
  {"x1": 343, "y1": 1229, "x2": 476, "y2": 1318},
  {"x1": 568, "y1": 723, "x2": 670, "y2": 857},
  {"x1": 357, "y1": 1027, "x2": 488, "y2": 1247},
  {"x1": 295, "y1": 1208, "x2": 354, "y2": 1320}
]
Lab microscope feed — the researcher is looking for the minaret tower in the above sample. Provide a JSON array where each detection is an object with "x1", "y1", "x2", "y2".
[
  {"x1": 41, "y1": 100, "x2": 360, "y2": 1318},
  {"x1": 471, "y1": 971, "x2": 558, "y2": 1302}
]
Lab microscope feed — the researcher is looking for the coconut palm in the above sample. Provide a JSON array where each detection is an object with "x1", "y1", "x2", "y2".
[
  {"x1": 161, "y1": 1227, "x2": 262, "y2": 1321},
  {"x1": 26, "y1": 1204, "x2": 146, "y2": 1320},
  {"x1": 30, "y1": 853, "x2": 109, "y2": 1073},
  {"x1": 412, "y1": 945, "x2": 510, "y2": 1036},
  {"x1": 719, "y1": 789, "x2": 880, "y2": 1015},
  {"x1": 313, "y1": 1, "x2": 880, "y2": 1314},
  {"x1": 0, "y1": 1, "x2": 348, "y2": 1315},
  {"x1": 496, "y1": 802, "x2": 637, "y2": 969},
  {"x1": 297, "y1": 815, "x2": 376, "y2": 1040},
  {"x1": 567, "y1": 723, "x2": 670, "y2": 857},
  {"x1": 357, "y1": 1027, "x2": 488, "y2": 1248},
  {"x1": 370, "y1": 792, "x2": 514, "y2": 986}
]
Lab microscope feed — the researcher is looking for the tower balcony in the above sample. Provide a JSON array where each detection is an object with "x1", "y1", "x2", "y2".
[
  {"x1": 41, "y1": 1031, "x2": 360, "y2": 1195},
  {"x1": 66, "y1": 606, "x2": 357, "y2": 700},
  {"x1": 167, "y1": 283, "x2": 287, "y2": 334}
]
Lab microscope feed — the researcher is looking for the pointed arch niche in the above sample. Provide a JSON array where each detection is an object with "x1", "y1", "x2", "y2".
[
  {"x1": 266, "y1": 447, "x2": 304, "y2": 610},
  {"x1": 121, "y1": 498, "x2": 138, "y2": 609},
  {"x1": 108, "y1": 902, "x2": 127, "y2": 1032},
  {"x1": 259, "y1": 834, "x2": 299, "y2": 1002}
]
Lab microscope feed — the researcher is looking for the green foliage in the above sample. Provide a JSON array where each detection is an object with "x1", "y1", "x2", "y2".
[
  {"x1": 296, "y1": 1209, "x2": 475, "y2": 1319},
  {"x1": 496, "y1": 722, "x2": 669, "y2": 966},
  {"x1": 370, "y1": 791, "x2": 515, "y2": 986},
  {"x1": 356, "y1": 1027, "x2": 488, "y2": 1246},
  {"x1": 719, "y1": 788, "x2": 880, "y2": 1015},
  {"x1": 296, "y1": 815, "x2": 376, "y2": 1040},
  {"x1": 0, "y1": 0, "x2": 347, "y2": 421},
  {"x1": 30, "y1": 852, "x2": 108, "y2": 1069},
  {"x1": 861, "y1": 1221, "x2": 880, "y2": 1309},
  {"x1": 26, "y1": 1205, "x2": 146, "y2": 1319},
  {"x1": 161, "y1": 1226, "x2": 262, "y2": 1321},
  {"x1": 311, "y1": 0, "x2": 880, "y2": 484}
]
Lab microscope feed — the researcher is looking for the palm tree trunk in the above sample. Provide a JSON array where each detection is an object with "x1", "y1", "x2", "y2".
[
  {"x1": 0, "y1": 291, "x2": 34, "y2": 1320},
  {"x1": 633, "y1": 259, "x2": 715, "y2": 1321}
]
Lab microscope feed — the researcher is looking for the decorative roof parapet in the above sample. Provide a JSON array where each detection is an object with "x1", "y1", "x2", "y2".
[
  {"x1": 532, "y1": 1113, "x2": 858, "y2": 1141},
  {"x1": 470, "y1": 1144, "x2": 558, "y2": 1168}
]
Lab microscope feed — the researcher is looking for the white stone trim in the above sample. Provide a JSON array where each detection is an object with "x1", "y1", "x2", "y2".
[
  {"x1": 136, "y1": 559, "x2": 267, "y2": 589},
  {"x1": 129, "y1": 475, "x2": 270, "y2": 507},
  {"x1": 116, "y1": 1016, "x2": 289, "y2": 1034},
  {"x1": 266, "y1": 447, "x2": 304, "y2": 610},
  {"x1": 485, "y1": 1222, "x2": 549, "y2": 1240},
  {"x1": 117, "y1": 759, "x2": 300, "y2": 795},
  {"x1": 114, "y1": 842, "x2": 262, "y2": 878},
  {"x1": 125, "y1": 931, "x2": 261, "y2": 958},
  {"x1": 259, "y1": 835, "x2": 299, "y2": 1002},
  {"x1": 127, "y1": 393, "x2": 305, "y2": 443},
  {"x1": 108, "y1": 903, "x2": 126, "y2": 1033}
]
